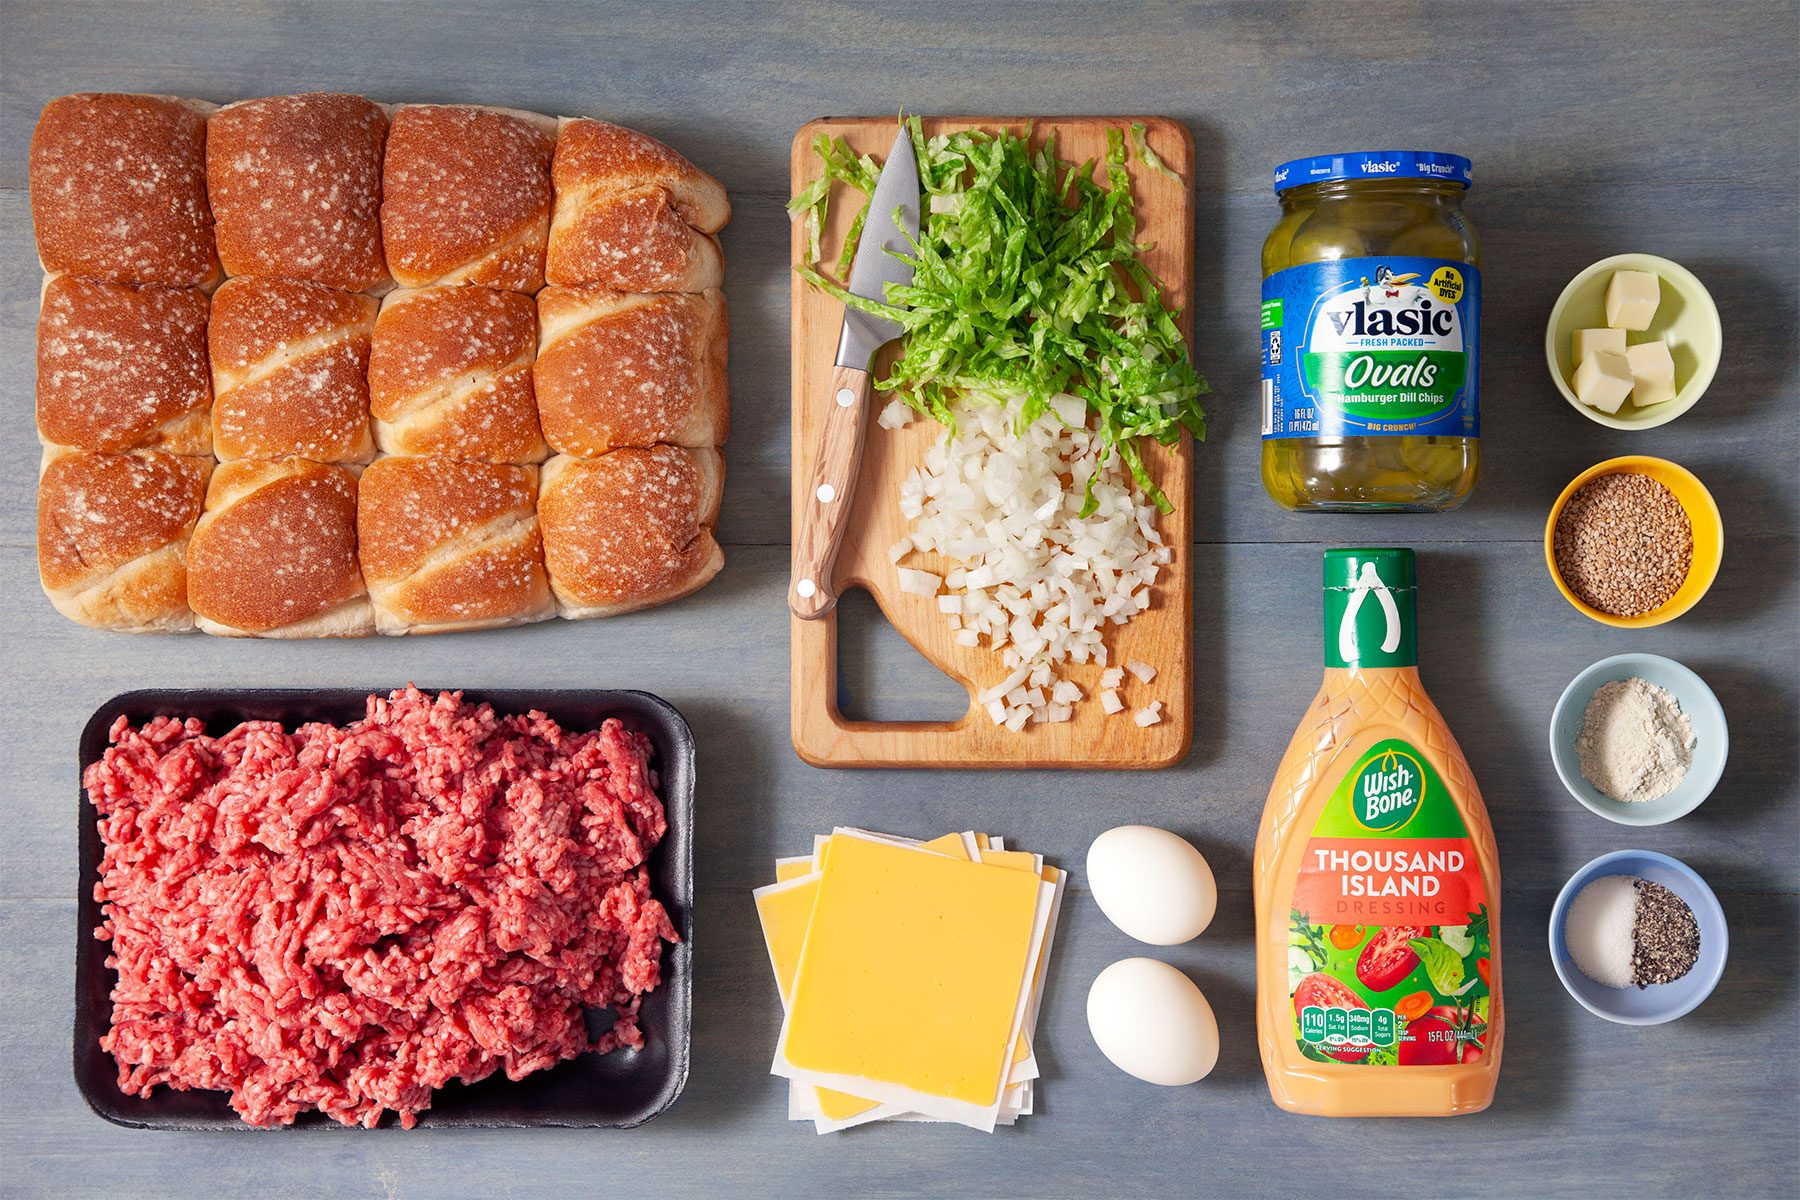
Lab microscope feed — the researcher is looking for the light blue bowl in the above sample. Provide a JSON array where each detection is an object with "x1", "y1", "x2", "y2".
[
  {"x1": 1548, "y1": 653, "x2": 1727, "y2": 825},
  {"x1": 1550, "y1": 850, "x2": 1728, "y2": 1024}
]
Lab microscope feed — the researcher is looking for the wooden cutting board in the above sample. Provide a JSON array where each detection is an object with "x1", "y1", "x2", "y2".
[{"x1": 789, "y1": 116, "x2": 1194, "y2": 769}]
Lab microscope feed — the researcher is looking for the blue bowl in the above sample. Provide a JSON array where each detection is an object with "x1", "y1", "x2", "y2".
[
  {"x1": 1548, "y1": 653, "x2": 1728, "y2": 825},
  {"x1": 1549, "y1": 850, "x2": 1728, "y2": 1024}
]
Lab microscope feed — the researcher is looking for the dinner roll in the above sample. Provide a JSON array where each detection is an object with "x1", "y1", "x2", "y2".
[
  {"x1": 381, "y1": 105, "x2": 557, "y2": 292},
  {"x1": 29, "y1": 93, "x2": 219, "y2": 287},
  {"x1": 357, "y1": 456, "x2": 553, "y2": 634},
  {"x1": 545, "y1": 117, "x2": 727, "y2": 291},
  {"x1": 368, "y1": 287, "x2": 547, "y2": 463},
  {"x1": 37, "y1": 275, "x2": 211, "y2": 455},
  {"x1": 37, "y1": 448, "x2": 210, "y2": 633},
  {"x1": 209, "y1": 278, "x2": 377, "y2": 463},
  {"x1": 186, "y1": 458, "x2": 374, "y2": 638},
  {"x1": 207, "y1": 93, "x2": 390, "y2": 290},
  {"x1": 535, "y1": 287, "x2": 728, "y2": 456},
  {"x1": 538, "y1": 446, "x2": 724, "y2": 619}
]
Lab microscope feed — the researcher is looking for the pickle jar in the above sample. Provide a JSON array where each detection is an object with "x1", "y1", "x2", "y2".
[{"x1": 1261, "y1": 152, "x2": 1481, "y2": 512}]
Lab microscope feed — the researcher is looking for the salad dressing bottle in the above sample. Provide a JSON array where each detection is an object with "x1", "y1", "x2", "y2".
[{"x1": 1254, "y1": 549, "x2": 1501, "y2": 1116}]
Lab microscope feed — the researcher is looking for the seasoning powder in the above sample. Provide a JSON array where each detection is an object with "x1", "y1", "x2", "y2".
[
  {"x1": 1553, "y1": 473, "x2": 1693, "y2": 617},
  {"x1": 1576, "y1": 676, "x2": 1695, "y2": 804}
]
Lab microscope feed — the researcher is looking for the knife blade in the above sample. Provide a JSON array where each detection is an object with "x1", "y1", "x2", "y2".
[
  {"x1": 791, "y1": 130, "x2": 921, "y2": 621},
  {"x1": 836, "y1": 130, "x2": 919, "y2": 367}
]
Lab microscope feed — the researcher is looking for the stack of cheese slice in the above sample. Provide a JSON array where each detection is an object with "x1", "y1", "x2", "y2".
[{"x1": 755, "y1": 828, "x2": 1065, "y2": 1133}]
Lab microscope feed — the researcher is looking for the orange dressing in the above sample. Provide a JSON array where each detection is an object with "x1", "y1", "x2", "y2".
[{"x1": 1255, "y1": 549, "x2": 1502, "y2": 1116}]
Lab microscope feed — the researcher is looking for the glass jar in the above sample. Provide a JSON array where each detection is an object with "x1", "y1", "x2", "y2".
[{"x1": 1260, "y1": 152, "x2": 1482, "y2": 512}]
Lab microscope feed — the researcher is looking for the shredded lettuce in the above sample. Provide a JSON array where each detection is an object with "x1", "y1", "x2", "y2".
[
  {"x1": 1130, "y1": 121, "x2": 1180, "y2": 181},
  {"x1": 793, "y1": 120, "x2": 1207, "y2": 514}
]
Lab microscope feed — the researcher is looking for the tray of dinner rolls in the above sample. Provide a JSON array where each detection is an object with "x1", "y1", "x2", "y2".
[{"x1": 29, "y1": 92, "x2": 730, "y2": 636}]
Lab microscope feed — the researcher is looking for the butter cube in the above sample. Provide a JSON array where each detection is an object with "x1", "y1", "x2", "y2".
[
  {"x1": 1572, "y1": 327, "x2": 1627, "y2": 365},
  {"x1": 1606, "y1": 270, "x2": 1661, "y2": 330},
  {"x1": 1573, "y1": 349, "x2": 1635, "y2": 414},
  {"x1": 1626, "y1": 340, "x2": 1678, "y2": 407}
]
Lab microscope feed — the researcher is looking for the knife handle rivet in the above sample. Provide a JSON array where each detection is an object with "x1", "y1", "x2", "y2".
[
  {"x1": 796, "y1": 578, "x2": 817, "y2": 599},
  {"x1": 835, "y1": 388, "x2": 856, "y2": 408},
  {"x1": 816, "y1": 483, "x2": 837, "y2": 503}
]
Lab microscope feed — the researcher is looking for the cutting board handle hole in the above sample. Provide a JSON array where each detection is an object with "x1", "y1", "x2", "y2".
[{"x1": 833, "y1": 587, "x2": 969, "y2": 723}]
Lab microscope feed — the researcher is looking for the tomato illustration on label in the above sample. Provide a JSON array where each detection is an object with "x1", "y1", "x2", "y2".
[
  {"x1": 1356, "y1": 924, "x2": 1429, "y2": 992},
  {"x1": 1293, "y1": 973, "x2": 1372, "y2": 1064},
  {"x1": 1398, "y1": 1005, "x2": 1487, "y2": 1066}
]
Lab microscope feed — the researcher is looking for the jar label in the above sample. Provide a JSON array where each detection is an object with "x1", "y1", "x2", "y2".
[
  {"x1": 1261, "y1": 256, "x2": 1481, "y2": 439},
  {"x1": 1284, "y1": 739, "x2": 1493, "y2": 1067}
]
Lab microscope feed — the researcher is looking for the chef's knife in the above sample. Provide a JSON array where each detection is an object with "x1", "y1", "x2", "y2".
[{"x1": 789, "y1": 129, "x2": 920, "y2": 620}]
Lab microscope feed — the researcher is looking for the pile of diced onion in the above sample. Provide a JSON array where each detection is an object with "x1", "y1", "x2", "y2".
[{"x1": 884, "y1": 395, "x2": 1169, "y2": 731}]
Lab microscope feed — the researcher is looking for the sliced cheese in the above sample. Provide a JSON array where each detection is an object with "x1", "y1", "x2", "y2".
[
  {"x1": 774, "y1": 831, "x2": 1051, "y2": 1129},
  {"x1": 760, "y1": 830, "x2": 1062, "y2": 1133}
]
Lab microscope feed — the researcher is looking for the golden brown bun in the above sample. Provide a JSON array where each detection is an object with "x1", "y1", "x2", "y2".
[
  {"x1": 37, "y1": 448, "x2": 210, "y2": 633},
  {"x1": 356, "y1": 456, "x2": 553, "y2": 634},
  {"x1": 381, "y1": 105, "x2": 557, "y2": 292},
  {"x1": 538, "y1": 446, "x2": 724, "y2": 619},
  {"x1": 535, "y1": 287, "x2": 727, "y2": 455},
  {"x1": 29, "y1": 93, "x2": 220, "y2": 287},
  {"x1": 37, "y1": 276, "x2": 212, "y2": 455},
  {"x1": 368, "y1": 287, "x2": 547, "y2": 463},
  {"x1": 207, "y1": 94, "x2": 389, "y2": 290},
  {"x1": 187, "y1": 458, "x2": 373, "y2": 637},
  {"x1": 208, "y1": 278, "x2": 377, "y2": 463},
  {"x1": 545, "y1": 118, "x2": 727, "y2": 291}
]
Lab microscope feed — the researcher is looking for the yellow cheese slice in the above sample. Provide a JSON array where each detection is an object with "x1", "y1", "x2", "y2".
[
  {"x1": 754, "y1": 874, "x2": 884, "y2": 1123},
  {"x1": 763, "y1": 831, "x2": 1058, "y2": 1131},
  {"x1": 778, "y1": 832, "x2": 1045, "y2": 1114}
]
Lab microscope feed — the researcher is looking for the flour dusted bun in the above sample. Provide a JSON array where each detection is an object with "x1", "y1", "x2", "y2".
[
  {"x1": 209, "y1": 277, "x2": 377, "y2": 462},
  {"x1": 538, "y1": 446, "x2": 723, "y2": 619},
  {"x1": 207, "y1": 93, "x2": 390, "y2": 290},
  {"x1": 535, "y1": 286, "x2": 727, "y2": 456},
  {"x1": 187, "y1": 458, "x2": 373, "y2": 638},
  {"x1": 29, "y1": 93, "x2": 219, "y2": 287},
  {"x1": 381, "y1": 105, "x2": 557, "y2": 292},
  {"x1": 368, "y1": 286, "x2": 546, "y2": 463},
  {"x1": 357, "y1": 456, "x2": 553, "y2": 634},
  {"x1": 37, "y1": 448, "x2": 210, "y2": 633},
  {"x1": 545, "y1": 117, "x2": 727, "y2": 291},
  {"x1": 37, "y1": 275, "x2": 212, "y2": 456}
]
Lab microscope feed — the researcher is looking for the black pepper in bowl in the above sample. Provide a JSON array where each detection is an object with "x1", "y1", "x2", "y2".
[
  {"x1": 1553, "y1": 472, "x2": 1694, "y2": 617},
  {"x1": 1632, "y1": 878, "x2": 1701, "y2": 987}
]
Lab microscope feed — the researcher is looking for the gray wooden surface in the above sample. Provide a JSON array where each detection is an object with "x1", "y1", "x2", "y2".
[{"x1": 2, "y1": 2, "x2": 1796, "y2": 1197}]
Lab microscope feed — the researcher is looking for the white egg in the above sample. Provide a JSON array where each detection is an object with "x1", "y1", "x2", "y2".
[
  {"x1": 1086, "y1": 957, "x2": 1220, "y2": 1086},
  {"x1": 1085, "y1": 824, "x2": 1217, "y2": 945}
]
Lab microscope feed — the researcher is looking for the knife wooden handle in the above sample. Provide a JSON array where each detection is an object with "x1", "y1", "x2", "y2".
[{"x1": 790, "y1": 362, "x2": 872, "y2": 620}]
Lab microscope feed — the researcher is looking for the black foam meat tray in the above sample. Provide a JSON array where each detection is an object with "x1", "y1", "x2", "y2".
[{"x1": 74, "y1": 688, "x2": 694, "y2": 1130}]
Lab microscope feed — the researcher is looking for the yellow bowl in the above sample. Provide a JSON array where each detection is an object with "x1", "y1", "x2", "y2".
[
  {"x1": 1544, "y1": 456, "x2": 1723, "y2": 627},
  {"x1": 1545, "y1": 253, "x2": 1723, "y2": 430}
]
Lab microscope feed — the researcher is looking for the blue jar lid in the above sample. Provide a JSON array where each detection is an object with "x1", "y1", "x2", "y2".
[{"x1": 1274, "y1": 151, "x2": 1473, "y2": 193}]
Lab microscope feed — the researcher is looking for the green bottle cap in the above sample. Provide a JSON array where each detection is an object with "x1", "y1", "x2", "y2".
[{"x1": 1323, "y1": 548, "x2": 1417, "y2": 668}]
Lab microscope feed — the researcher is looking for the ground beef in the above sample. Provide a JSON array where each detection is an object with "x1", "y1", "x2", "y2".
[{"x1": 84, "y1": 685, "x2": 677, "y2": 1128}]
